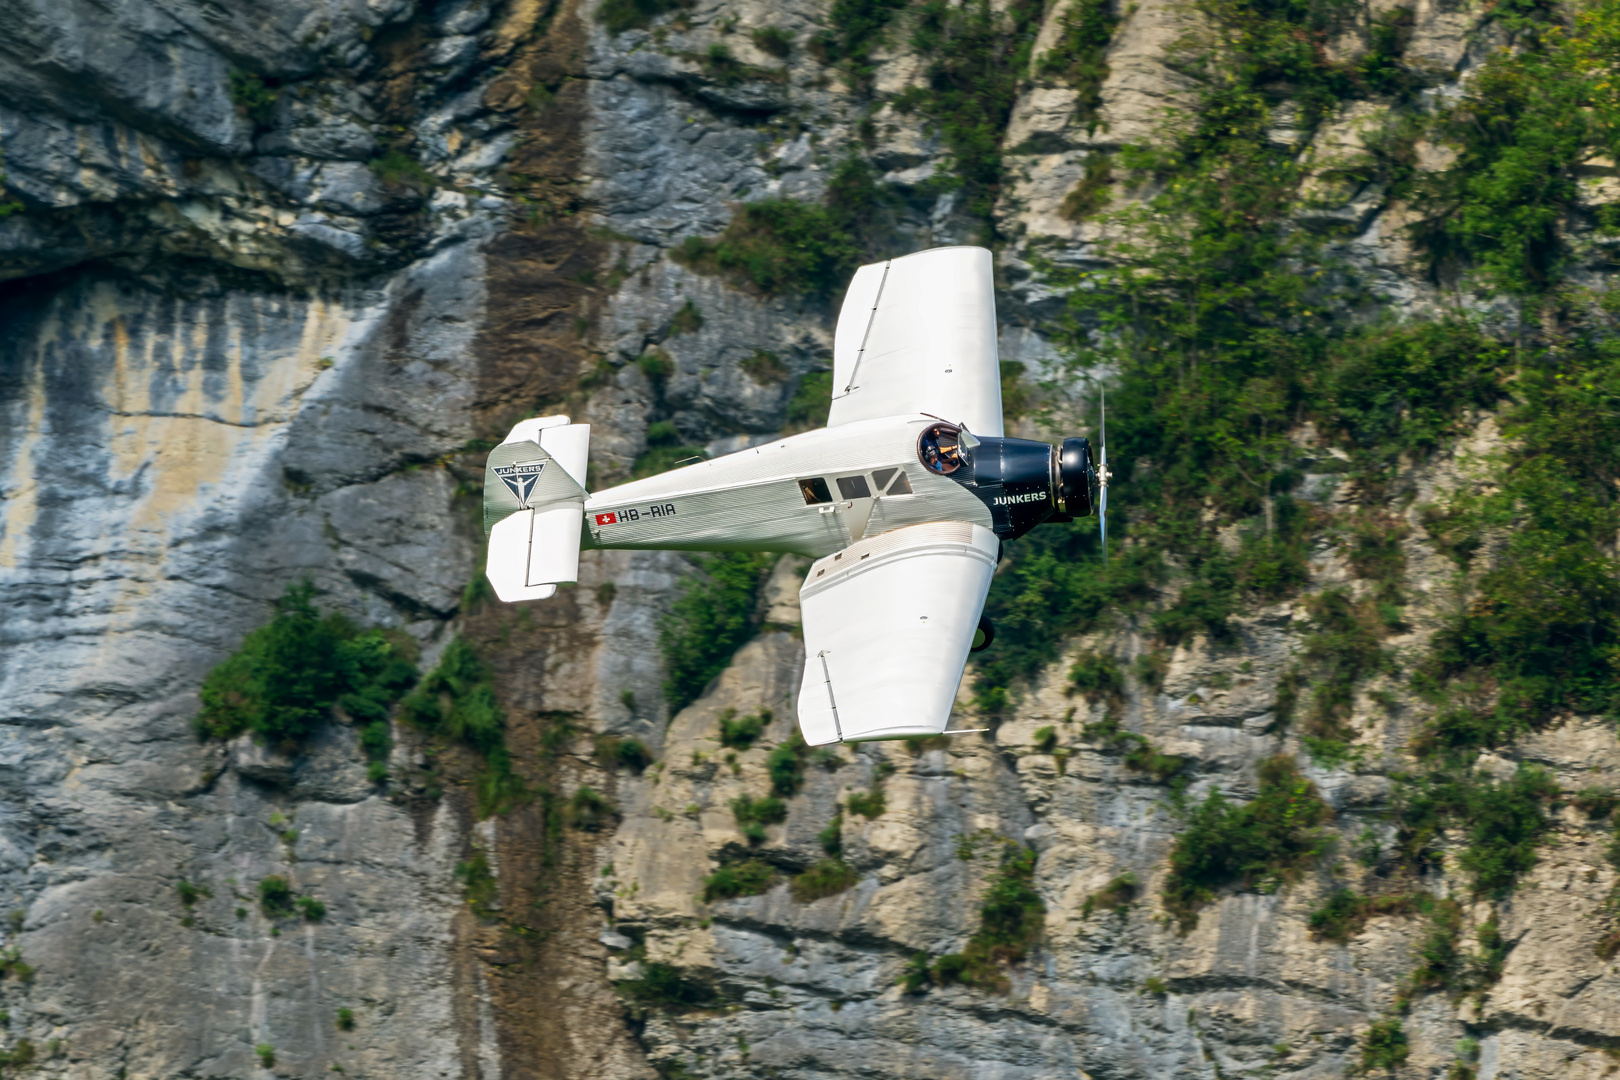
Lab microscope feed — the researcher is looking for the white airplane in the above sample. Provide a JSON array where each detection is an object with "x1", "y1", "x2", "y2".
[{"x1": 480, "y1": 246, "x2": 1105, "y2": 746}]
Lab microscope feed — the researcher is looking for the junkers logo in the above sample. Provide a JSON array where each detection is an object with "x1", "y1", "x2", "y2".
[
  {"x1": 993, "y1": 492, "x2": 1046, "y2": 506},
  {"x1": 493, "y1": 460, "x2": 545, "y2": 506}
]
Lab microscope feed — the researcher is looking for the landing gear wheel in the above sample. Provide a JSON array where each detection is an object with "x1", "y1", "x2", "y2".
[{"x1": 971, "y1": 614, "x2": 995, "y2": 652}]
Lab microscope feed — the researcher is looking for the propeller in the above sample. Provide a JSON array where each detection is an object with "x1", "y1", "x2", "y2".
[{"x1": 1098, "y1": 388, "x2": 1111, "y2": 567}]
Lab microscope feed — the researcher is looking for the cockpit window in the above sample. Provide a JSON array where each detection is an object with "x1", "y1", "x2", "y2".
[
  {"x1": 799, "y1": 477, "x2": 832, "y2": 505},
  {"x1": 836, "y1": 475, "x2": 872, "y2": 500},
  {"x1": 918, "y1": 422, "x2": 965, "y2": 475}
]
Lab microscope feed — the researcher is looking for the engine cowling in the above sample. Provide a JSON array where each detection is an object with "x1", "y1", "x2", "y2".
[{"x1": 1059, "y1": 437, "x2": 1097, "y2": 517}]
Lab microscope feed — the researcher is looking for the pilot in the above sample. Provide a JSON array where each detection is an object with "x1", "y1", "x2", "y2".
[{"x1": 921, "y1": 425, "x2": 963, "y2": 475}]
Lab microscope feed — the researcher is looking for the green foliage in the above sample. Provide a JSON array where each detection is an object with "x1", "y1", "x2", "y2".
[
  {"x1": 255, "y1": 1044, "x2": 276, "y2": 1069},
  {"x1": 196, "y1": 582, "x2": 418, "y2": 750},
  {"x1": 0, "y1": 948, "x2": 34, "y2": 983},
  {"x1": 900, "y1": 0, "x2": 1042, "y2": 227},
  {"x1": 596, "y1": 0, "x2": 692, "y2": 33},
  {"x1": 175, "y1": 880, "x2": 210, "y2": 908},
  {"x1": 336, "y1": 1007, "x2": 355, "y2": 1031},
  {"x1": 369, "y1": 149, "x2": 437, "y2": 190},
  {"x1": 1037, "y1": 0, "x2": 1118, "y2": 131},
  {"x1": 0, "y1": 1038, "x2": 35, "y2": 1067},
  {"x1": 1163, "y1": 757, "x2": 1333, "y2": 929},
  {"x1": 1080, "y1": 872, "x2": 1137, "y2": 918},
  {"x1": 1141, "y1": 976, "x2": 1168, "y2": 997},
  {"x1": 1276, "y1": 589, "x2": 1394, "y2": 754},
  {"x1": 1031, "y1": 726, "x2": 1057, "y2": 754},
  {"x1": 818, "y1": 811, "x2": 844, "y2": 855},
  {"x1": 1067, "y1": 651, "x2": 1126, "y2": 709},
  {"x1": 669, "y1": 299, "x2": 704, "y2": 336},
  {"x1": 730, "y1": 794, "x2": 788, "y2": 845},
  {"x1": 402, "y1": 638, "x2": 524, "y2": 818},
  {"x1": 790, "y1": 858, "x2": 860, "y2": 902},
  {"x1": 568, "y1": 786, "x2": 618, "y2": 831},
  {"x1": 811, "y1": 0, "x2": 909, "y2": 87},
  {"x1": 455, "y1": 852, "x2": 498, "y2": 916},
  {"x1": 1574, "y1": 787, "x2": 1619, "y2": 819},
  {"x1": 1405, "y1": 6, "x2": 1620, "y2": 296},
  {"x1": 752, "y1": 26, "x2": 794, "y2": 57},
  {"x1": 295, "y1": 895, "x2": 326, "y2": 922},
  {"x1": 784, "y1": 370, "x2": 833, "y2": 433},
  {"x1": 739, "y1": 350, "x2": 788, "y2": 384},
  {"x1": 258, "y1": 876, "x2": 295, "y2": 920},
  {"x1": 767, "y1": 733, "x2": 809, "y2": 795},
  {"x1": 660, "y1": 553, "x2": 774, "y2": 712},
  {"x1": 898, "y1": 951, "x2": 932, "y2": 994},
  {"x1": 632, "y1": 419, "x2": 705, "y2": 480},
  {"x1": 1360, "y1": 1018, "x2": 1408, "y2": 1071},
  {"x1": 674, "y1": 158, "x2": 898, "y2": 299},
  {"x1": 931, "y1": 847, "x2": 1046, "y2": 992},
  {"x1": 846, "y1": 789, "x2": 886, "y2": 818},
  {"x1": 227, "y1": 71, "x2": 278, "y2": 125},
  {"x1": 618, "y1": 961, "x2": 715, "y2": 1007},
  {"x1": 718, "y1": 708, "x2": 769, "y2": 749},
  {"x1": 1390, "y1": 765, "x2": 1558, "y2": 896},
  {"x1": 1083, "y1": 718, "x2": 1187, "y2": 785},
  {"x1": 596, "y1": 735, "x2": 653, "y2": 773},
  {"x1": 701, "y1": 859, "x2": 776, "y2": 902},
  {"x1": 1306, "y1": 890, "x2": 1418, "y2": 943}
]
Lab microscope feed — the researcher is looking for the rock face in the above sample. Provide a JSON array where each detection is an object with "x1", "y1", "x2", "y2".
[{"x1": 0, "y1": 0, "x2": 1616, "y2": 1077}]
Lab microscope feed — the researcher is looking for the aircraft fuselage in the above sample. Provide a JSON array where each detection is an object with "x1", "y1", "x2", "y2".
[{"x1": 581, "y1": 414, "x2": 1058, "y2": 559}]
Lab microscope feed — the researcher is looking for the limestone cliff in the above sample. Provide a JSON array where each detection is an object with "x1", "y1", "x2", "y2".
[{"x1": 1, "y1": 0, "x2": 1617, "y2": 1077}]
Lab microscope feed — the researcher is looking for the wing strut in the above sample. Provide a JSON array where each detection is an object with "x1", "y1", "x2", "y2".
[
  {"x1": 817, "y1": 651, "x2": 845, "y2": 742},
  {"x1": 839, "y1": 259, "x2": 891, "y2": 397}
]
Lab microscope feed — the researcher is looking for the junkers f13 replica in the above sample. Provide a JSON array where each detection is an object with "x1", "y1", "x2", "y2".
[{"x1": 481, "y1": 246, "x2": 1107, "y2": 746}]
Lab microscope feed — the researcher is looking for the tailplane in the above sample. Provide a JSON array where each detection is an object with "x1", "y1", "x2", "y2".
[{"x1": 483, "y1": 416, "x2": 590, "y2": 602}]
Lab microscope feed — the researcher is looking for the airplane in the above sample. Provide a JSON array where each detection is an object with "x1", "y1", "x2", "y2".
[{"x1": 479, "y1": 245, "x2": 1108, "y2": 746}]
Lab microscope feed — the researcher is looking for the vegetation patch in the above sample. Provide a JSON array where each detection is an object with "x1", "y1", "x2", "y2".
[
  {"x1": 455, "y1": 851, "x2": 499, "y2": 917},
  {"x1": 632, "y1": 420, "x2": 706, "y2": 481},
  {"x1": 767, "y1": 733, "x2": 810, "y2": 795},
  {"x1": 402, "y1": 639, "x2": 525, "y2": 818},
  {"x1": 730, "y1": 794, "x2": 787, "y2": 843},
  {"x1": 701, "y1": 859, "x2": 777, "y2": 902},
  {"x1": 790, "y1": 858, "x2": 860, "y2": 902},
  {"x1": 846, "y1": 788, "x2": 886, "y2": 818},
  {"x1": 596, "y1": 0, "x2": 693, "y2": 35},
  {"x1": 1037, "y1": 0, "x2": 1118, "y2": 132},
  {"x1": 1306, "y1": 889, "x2": 1419, "y2": 943},
  {"x1": 784, "y1": 370, "x2": 833, "y2": 433},
  {"x1": 718, "y1": 708, "x2": 769, "y2": 749},
  {"x1": 196, "y1": 582, "x2": 417, "y2": 752},
  {"x1": 1163, "y1": 757, "x2": 1332, "y2": 930},
  {"x1": 1390, "y1": 765, "x2": 1558, "y2": 897},
  {"x1": 1080, "y1": 872, "x2": 1137, "y2": 918},
  {"x1": 930, "y1": 847, "x2": 1045, "y2": 992},
  {"x1": 674, "y1": 159, "x2": 899, "y2": 300},
  {"x1": 1083, "y1": 718, "x2": 1188, "y2": 786},
  {"x1": 660, "y1": 553, "x2": 775, "y2": 712}
]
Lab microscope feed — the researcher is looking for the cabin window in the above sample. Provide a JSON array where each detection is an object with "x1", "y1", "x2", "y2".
[
  {"x1": 799, "y1": 477, "x2": 833, "y2": 505},
  {"x1": 836, "y1": 475, "x2": 872, "y2": 500},
  {"x1": 872, "y1": 468, "x2": 895, "y2": 490},
  {"x1": 871, "y1": 467, "x2": 912, "y2": 495},
  {"x1": 886, "y1": 471, "x2": 911, "y2": 494}
]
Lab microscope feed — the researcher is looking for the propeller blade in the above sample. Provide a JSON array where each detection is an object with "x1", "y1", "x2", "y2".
[{"x1": 1098, "y1": 388, "x2": 1109, "y2": 567}]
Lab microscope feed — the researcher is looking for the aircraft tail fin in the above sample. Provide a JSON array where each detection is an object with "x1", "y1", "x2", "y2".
[{"x1": 483, "y1": 416, "x2": 590, "y2": 603}]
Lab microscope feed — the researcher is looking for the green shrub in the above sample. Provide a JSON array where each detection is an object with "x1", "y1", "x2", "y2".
[
  {"x1": 454, "y1": 852, "x2": 498, "y2": 916},
  {"x1": 197, "y1": 582, "x2": 418, "y2": 749},
  {"x1": 674, "y1": 159, "x2": 898, "y2": 300},
  {"x1": 846, "y1": 789, "x2": 886, "y2": 818},
  {"x1": 368, "y1": 149, "x2": 437, "y2": 190},
  {"x1": 596, "y1": 735, "x2": 653, "y2": 773},
  {"x1": 336, "y1": 1007, "x2": 355, "y2": 1031},
  {"x1": 784, "y1": 370, "x2": 833, "y2": 434},
  {"x1": 1067, "y1": 651, "x2": 1126, "y2": 707},
  {"x1": 1080, "y1": 872, "x2": 1136, "y2": 917},
  {"x1": 767, "y1": 734, "x2": 809, "y2": 795},
  {"x1": 1277, "y1": 588, "x2": 1394, "y2": 747},
  {"x1": 596, "y1": 0, "x2": 692, "y2": 33},
  {"x1": 568, "y1": 787, "x2": 617, "y2": 831},
  {"x1": 739, "y1": 350, "x2": 788, "y2": 384},
  {"x1": 790, "y1": 858, "x2": 860, "y2": 902},
  {"x1": 175, "y1": 880, "x2": 211, "y2": 907},
  {"x1": 1038, "y1": 0, "x2": 1118, "y2": 130},
  {"x1": 729, "y1": 794, "x2": 787, "y2": 841},
  {"x1": 618, "y1": 961, "x2": 714, "y2": 1006},
  {"x1": 1391, "y1": 765, "x2": 1557, "y2": 896},
  {"x1": 255, "y1": 1043, "x2": 277, "y2": 1068},
  {"x1": 1360, "y1": 1018, "x2": 1407, "y2": 1070},
  {"x1": 1084, "y1": 718, "x2": 1188, "y2": 786},
  {"x1": 1032, "y1": 726, "x2": 1057, "y2": 754},
  {"x1": 718, "y1": 709, "x2": 769, "y2": 749},
  {"x1": 1141, "y1": 976, "x2": 1169, "y2": 997},
  {"x1": 752, "y1": 26, "x2": 794, "y2": 56},
  {"x1": 1573, "y1": 787, "x2": 1619, "y2": 819},
  {"x1": 1163, "y1": 756, "x2": 1333, "y2": 930},
  {"x1": 660, "y1": 553, "x2": 774, "y2": 712},
  {"x1": 668, "y1": 299, "x2": 704, "y2": 336},
  {"x1": 810, "y1": 0, "x2": 910, "y2": 87},
  {"x1": 818, "y1": 811, "x2": 844, "y2": 855},
  {"x1": 701, "y1": 859, "x2": 776, "y2": 901},
  {"x1": 1306, "y1": 890, "x2": 1418, "y2": 943},
  {"x1": 898, "y1": 952, "x2": 932, "y2": 994},
  {"x1": 258, "y1": 876, "x2": 295, "y2": 920},
  {"x1": 933, "y1": 847, "x2": 1045, "y2": 992},
  {"x1": 227, "y1": 71, "x2": 278, "y2": 124},
  {"x1": 402, "y1": 639, "x2": 525, "y2": 817},
  {"x1": 295, "y1": 895, "x2": 326, "y2": 922},
  {"x1": 0, "y1": 947, "x2": 35, "y2": 983}
]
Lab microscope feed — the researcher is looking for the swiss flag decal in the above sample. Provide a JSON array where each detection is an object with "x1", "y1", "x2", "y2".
[{"x1": 594, "y1": 512, "x2": 618, "y2": 526}]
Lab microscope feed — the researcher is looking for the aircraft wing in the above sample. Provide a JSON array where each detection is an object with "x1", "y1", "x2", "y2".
[
  {"x1": 828, "y1": 246, "x2": 1004, "y2": 437},
  {"x1": 796, "y1": 521, "x2": 998, "y2": 746}
]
